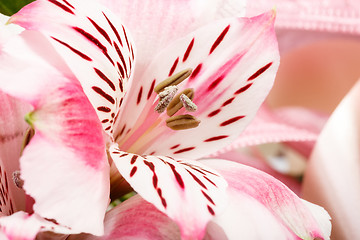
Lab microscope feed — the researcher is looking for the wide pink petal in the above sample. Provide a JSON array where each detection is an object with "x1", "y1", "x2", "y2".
[
  {"x1": 0, "y1": 91, "x2": 30, "y2": 216},
  {"x1": 0, "y1": 211, "x2": 72, "y2": 239},
  {"x1": 0, "y1": 40, "x2": 109, "y2": 234},
  {"x1": 99, "y1": 0, "x2": 246, "y2": 76},
  {"x1": 203, "y1": 159, "x2": 331, "y2": 239},
  {"x1": 302, "y1": 80, "x2": 360, "y2": 239},
  {"x1": 11, "y1": 0, "x2": 135, "y2": 137},
  {"x1": 109, "y1": 144, "x2": 227, "y2": 239},
  {"x1": 70, "y1": 195, "x2": 180, "y2": 240},
  {"x1": 115, "y1": 11, "x2": 280, "y2": 160}
]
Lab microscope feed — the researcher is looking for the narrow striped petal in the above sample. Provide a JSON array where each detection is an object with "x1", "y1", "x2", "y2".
[
  {"x1": 114, "y1": 11, "x2": 279, "y2": 160},
  {"x1": 0, "y1": 31, "x2": 109, "y2": 235},
  {"x1": 109, "y1": 144, "x2": 227, "y2": 239},
  {"x1": 11, "y1": 0, "x2": 135, "y2": 137}
]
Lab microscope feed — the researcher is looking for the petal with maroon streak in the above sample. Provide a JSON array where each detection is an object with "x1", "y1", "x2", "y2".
[
  {"x1": 109, "y1": 144, "x2": 227, "y2": 239},
  {"x1": 11, "y1": 0, "x2": 136, "y2": 137},
  {"x1": 114, "y1": 11, "x2": 279, "y2": 160},
  {"x1": 203, "y1": 159, "x2": 331, "y2": 240}
]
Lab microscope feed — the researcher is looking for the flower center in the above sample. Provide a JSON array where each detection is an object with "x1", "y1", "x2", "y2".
[{"x1": 154, "y1": 69, "x2": 200, "y2": 130}]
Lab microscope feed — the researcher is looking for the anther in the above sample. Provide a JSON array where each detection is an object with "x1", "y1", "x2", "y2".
[
  {"x1": 166, "y1": 114, "x2": 200, "y2": 130},
  {"x1": 13, "y1": 171, "x2": 24, "y2": 189},
  {"x1": 21, "y1": 127, "x2": 35, "y2": 155},
  {"x1": 154, "y1": 68, "x2": 192, "y2": 94},
  {"x1": 167, "y1": 88, "x2": 194, "y2": 116},
  {"x1": 180, "y1": 94, "x2": 197, "y2": 112},
  {"x1": 154, "y1": 86, "x2": 178, "y2": 113}
]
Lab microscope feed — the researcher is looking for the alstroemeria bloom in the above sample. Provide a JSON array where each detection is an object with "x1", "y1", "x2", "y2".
[{"x1": 0, "y1": 0, "x2": 331, "y2": 239}]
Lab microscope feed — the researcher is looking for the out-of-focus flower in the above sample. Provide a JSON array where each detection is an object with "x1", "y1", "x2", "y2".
[{"x1": 0, "y1": 0, "x2": 332, "y2": 239}]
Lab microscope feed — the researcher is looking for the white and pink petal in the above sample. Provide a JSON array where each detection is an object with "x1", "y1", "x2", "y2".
[
  {"x1": 0, "y1": 34, "x2": 109, "y2": 234},
  {"x1": 11, "y1": 0, "x2": 136, "y2": 137},
  {"x1": 114, "y1": 11, "x2": 280, "y2": 160},
  {"x1": 109, "y1": 144, "x2": 227, "y2": 239},
  {"x1": 203, "y1": 159, "x2": 331, "y2": 240}
]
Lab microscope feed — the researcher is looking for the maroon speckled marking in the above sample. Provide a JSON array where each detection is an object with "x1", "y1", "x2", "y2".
[
  {"x1": 173, "y1": 147, "x2": 195, "y2": 154},
  {"x1": 51, "y1": 37, "x2": 92, "y2": 61},
  {"x1": 101, "y1": 119, "x2": 109, "y2": 123},
  {"x1": 116, "y1": 62, "x2": 125, "y2": 79},
  {"x1": 130, "y1": 45, "x2": 134, "y2": 60},
  {"x1": 189, "y1": 63, "x2": 202, "y2": 81},
  {"x1": 210, "y1": 25, "x2": 230, "y2": 54},
  {"x1": 170, "y1": 144, "x2": 180, "y2": 149},
  {"x1": 235, "y1": 83, "x2": 253, "y2": 95},
  {"x1": 186, "y1": 170, "x2": 207, "y2": 190},
  {"x1": 204, "y1": 135, "x2": 229, "y2": 142},
  {"x1": 114, "y1": 42, "x2": 128, "y2": 76},
  {"x1": 119, "y1": 153, "x2": 128, "y2": 158},
  {"x1": 48, "y1": 0, "x2": 74, "y2": 14},
  {"x1": 130, "y1": 166, "x2": 137, "y2": 177},
  {"x1": 208, "y1": 109, "x2": 221, "y2": 117},
  {"x1": 118, "y1": 78, "x2": 124, "y2": 92},
  {"x1": 202, "y1": 190, "x2": 215, "y2": 205},
  {"x1": 122, "y1": 26, "x2": 130, "y2": 49},
  {"x1": 105, "y1": 126, "x2": 111, "y2": 131},
  {"x1": 222, "y1": 97, "x2": 235, "y2": 107},
  {"x1": 97, "y1": 106, "x2": 111, "y2": 112},
  {"x1": 94, "y1": 68, "x2": 116, "y2": 91},
  {"x1": 73, "y1": 27, "x2": 114, "y2": 65},
  {"x1": 183, "y1": 38, "x2": 194, "y2": 62},
  {"x1": 103, "y1": 13, "x2": 123, "y2": 47},
  {"x1": 207, "y1": 76, "x2": 224, "y2": 91},
  {"x1": 220, "y1": 116, "x2": 245, "y2": 127},
  {"x1": 147, "y1": 80, "x2": 156, "y2": 99},
  {"x1": 169, "y1": 57, "x2": 179, "y2": 76},
  {"x1": 203, "y1": 176, "x2": 217, "y2": 187},
  {"x1": 128, "y1": 56, "x2": 132, "y2": 76},
  {"x1": 248, "y1": 62, "x2": 273, "y2": 81},
  {"x1": 130, "y1": 155, "x2": 138, "y2": 164},
  {"x1": 144, "y1": 161, "x2": 155, "y2": 171},
  {"x1": 157, "y1": 188, "x2": 167, "y2": 208},
  {"x1": 152, "y1": 174, "x2": 158, "y2": 188},
  {"x1": 62, "y1": 0, "x2": 74, "y2": 9},
  {"x1": 119, "y1": 125, "x2": 126, "y2": 136},
  {"x1": 87, "y1": 17, "x2": 111, "y2": 44},
  {"x1": 207, "y1": 205, "x2": 215, "y2": 215},
  {"x1": 168, "y1": 163, "x2": 185, "y2": 189},
  {"x1": 92, "y1": 86, "x2": 115, "y2": 104},
  {"x1": 137, "y1": 87, "x2": 143, "y2": 105}
]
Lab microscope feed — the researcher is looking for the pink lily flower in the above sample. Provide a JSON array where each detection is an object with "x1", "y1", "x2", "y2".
[
  {"x1": 218, "y1": 0, "x2": 360, "y2": 238},
  {"x1": 0, "y1": 0, "x2": 331, "y2": 239}
]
